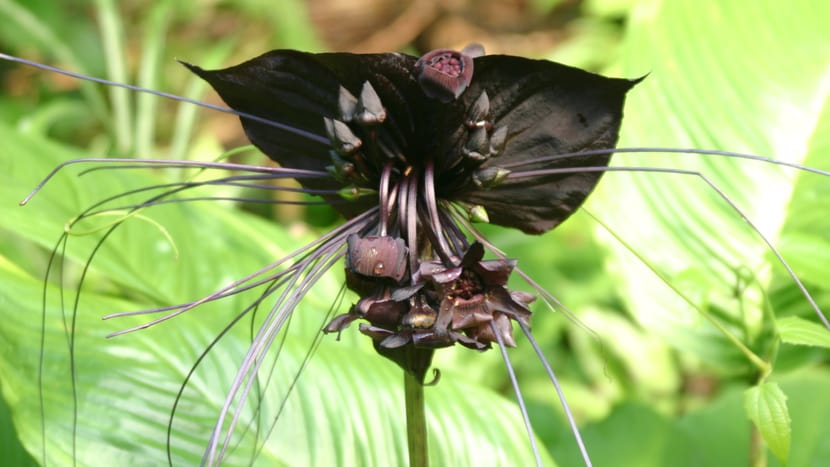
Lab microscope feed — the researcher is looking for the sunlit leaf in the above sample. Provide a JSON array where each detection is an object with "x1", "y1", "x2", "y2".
[
  {"x1": 590, "y1": 0, "x2": 830, "y2": 372},
  {"x1": 777, "y1": 316, "x2": 830, "y2": 349}
]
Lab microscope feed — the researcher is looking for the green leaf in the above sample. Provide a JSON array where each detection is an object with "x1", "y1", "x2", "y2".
[
  {"x1": 678, "y1": 370, "x2": 830, "y2": 467},
  {"x1": 777, "y1": 316, "x2": 830, "y2": 349},
  {"x1": 744, "y1": 383, "x2": 791, "y2": 464},
  {"x1": 552, "y1": 401, "x2": 698, "y2": 466},
  {"x1": 0, "y1": 383, "x2": 36, "y2": 467},
  {"x1": 590, "y1": 0, "x2": 830, "y2": 372},
  {"x1": 678, "y1": 383, "x2": 752, "y2": 467}
]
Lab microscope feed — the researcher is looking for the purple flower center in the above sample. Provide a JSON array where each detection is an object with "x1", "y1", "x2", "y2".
[
  {"x1": 448, "y1": 270, "x2": 482, "y2": 300},
  {"x1": 424, "y1": 52, "x2": 464, "y2": 77},
  {"x1": 415, "y1": 48, "x2": 475, "y2": 102}
]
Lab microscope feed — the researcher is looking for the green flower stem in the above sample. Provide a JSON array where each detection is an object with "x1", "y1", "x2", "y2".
[
  {"x1": 404, "y1": 370, "x2": 429, "y2": 467},
  {"x1": 749, "y1": 422, "x2": 767, "y2": 467}
]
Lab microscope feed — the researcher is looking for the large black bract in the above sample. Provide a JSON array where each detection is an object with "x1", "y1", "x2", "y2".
[{"x1": 185, "y1": 50, "x2": 638, "y2": 234}]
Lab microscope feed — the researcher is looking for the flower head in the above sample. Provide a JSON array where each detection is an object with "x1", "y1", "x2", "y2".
[{"x1": 185, "y1": 46, "x2": 637, "y2": 381}]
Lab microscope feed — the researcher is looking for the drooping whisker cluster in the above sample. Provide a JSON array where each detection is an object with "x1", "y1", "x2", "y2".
[
  {"x1": 25, "y1": 152, "x2": 373, "y2": 340},
  {"x1": 102, "y1": 205, "x2": 379, "y2": 336},
  {"x1": 503, "y1": 155, "x2": 830, "y2": 330}
]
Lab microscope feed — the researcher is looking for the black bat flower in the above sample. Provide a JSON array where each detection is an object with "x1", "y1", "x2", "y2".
[{"x1": 185, "y1": 46, "x2": 638, "y2": 383}]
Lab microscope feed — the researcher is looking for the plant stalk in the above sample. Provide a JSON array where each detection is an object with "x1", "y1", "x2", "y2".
[
  {"x1": 404, "y1": 370, "x2": 429, "y2": 467},
  {"x1": 749, "y1": 421, "x2": 767, "y2": 467}
]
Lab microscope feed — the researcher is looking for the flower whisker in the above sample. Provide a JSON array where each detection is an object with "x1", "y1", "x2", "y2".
[
  {"x1": 506, "y1": 164, "x2": 830, "y2": 329},
  {"x1": 499, "y1": 146, "x2": 830, "y2": 178},
  {"x1": 243, "y1": 284, "x2": 350, "y2": 466},
  {"x1": 127, "y1": 196, "x2": 342, "y2": 207},
  {"x1": 104, "y1": 209, "x2": 378, "y2": 335},
  {"x1": 207, "y1": 234, "x2": 353, "y2": 465},
  {"x1": 454, "y1": 209, "x2": 596, "y2": 464},
  {"x1": 168, "y1": 275, "x2": 347, "y2": 465},
  {"x1": 66, "y1": 174, "x2": 344, "y2": 227},
  {"x1": 79, "y1": 172, "x2": 338, "y2": 212},
  {"x1": 516, "y1": 319, "x2": 593, "y2": 467},
  {"x1": 20, "y1": 157, "x2": 333, "y2": 205},
  {"x1": 0, "y1": 53, "x2": 331, "y2": 147},
  {"x1": 76, "y1": 162, "x2": 332, "y2": 181},
  {"x1": 492, "y1": 320, "x2": 545, "y2": 467}
]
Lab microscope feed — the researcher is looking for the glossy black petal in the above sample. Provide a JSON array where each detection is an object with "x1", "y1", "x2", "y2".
[
  {"x1": 183, "y1": 50, "x2": 425, "y2": 218},
  {"x1": 187, "y1": 50, "x2": 637, "y2": 232},
  {"x1": 444, "y1": 56, "x2": 640, "y2": 234}
]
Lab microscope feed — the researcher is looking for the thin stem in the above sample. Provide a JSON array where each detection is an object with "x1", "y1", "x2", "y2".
[
  {"x1": 404, "y1": 370, "x2": 429, "y2": 467},
  {"x1": 749, "y1": 421, "x2": 767, "y2": 467}
]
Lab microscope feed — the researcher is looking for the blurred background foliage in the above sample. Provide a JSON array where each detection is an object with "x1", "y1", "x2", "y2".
[{"x1": 1, "y1": 0, "x2": 829, "y2": 466}]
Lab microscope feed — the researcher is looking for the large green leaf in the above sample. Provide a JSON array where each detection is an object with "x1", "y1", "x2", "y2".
[
  {"x1": 590, "y1": 0, "x2": 830, "y2": 371},
  {"x1": 0, "y1": 123, "x2": 553, "y2": 466}
]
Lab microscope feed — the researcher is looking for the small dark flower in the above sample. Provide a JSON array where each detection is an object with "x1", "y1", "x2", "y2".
[{"x1": 186, "y1": 46, "x2": 638, "y2": 382}]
